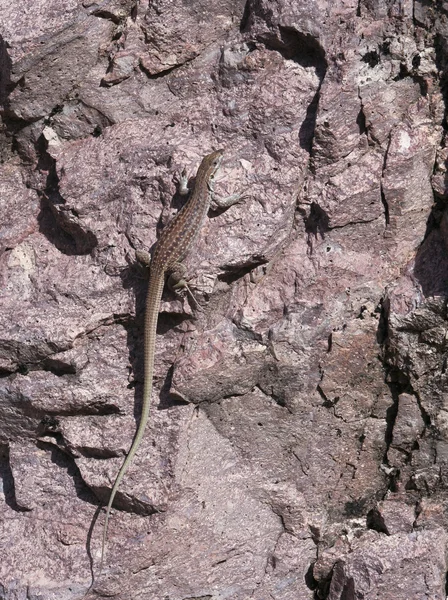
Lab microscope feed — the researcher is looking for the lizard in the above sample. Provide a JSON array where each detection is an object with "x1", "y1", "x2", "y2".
[{"x1": 99, "y1": 148, "x2": 241, "y2": 571}]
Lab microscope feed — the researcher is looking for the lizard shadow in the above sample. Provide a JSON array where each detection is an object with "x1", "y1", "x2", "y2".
[
  {"x1": 119, "y1": 254, "x2": 193, "y2": 422},
  {"x1": 0, "y1": 446, "x2": 30, "y2": 512}
]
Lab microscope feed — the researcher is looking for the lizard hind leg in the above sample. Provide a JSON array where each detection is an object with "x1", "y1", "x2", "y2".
[{"x1": 167, "y1": 262, "x2": 203, "y2": 311}]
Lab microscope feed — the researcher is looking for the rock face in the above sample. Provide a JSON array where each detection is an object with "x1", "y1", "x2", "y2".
[{"x1": 1, "y1": 0, "x2": 447, "y2": 598}]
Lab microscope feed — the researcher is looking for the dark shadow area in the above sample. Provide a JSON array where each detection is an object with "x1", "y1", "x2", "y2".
[
  {"x1": 158, "y1": 363, "x2": 191, "y2": 409},
  {"x1": 80, "y1": 502, "x2": 103, "y2": 599},
  {"x1": 302, "y1": 202, "x2": 330, "y2": 237},
  {"x1": 240, "y1": 4, "x2": 327, "y2": 152},
  {"x1": 300, "y1": 90, "x2": 321, "y2": 152},
  {"x1": 377, "y1": 297, "x2": 412, "y2": 493},
  {"x1": 248, "y1": 24, "x2": 327, "y2": 77},
  {"x1": 434, "y1": 31, "x2": 448, "y2": 126},
  {"x1": 361, "y1": 49, "x2": 380, "y2": 68},
  {"x1": 38, "y1": 194, "x2": 98, "y2": 256},
  {"x1": 383, "y1": 374, "x2": 402, "y2": 451},
  {"x1": 36, "y1": 440, "x2": 98, "y2": 505},
  {"x1": 0, "y1": 35, "x2": 100, "y2": 256},
  {"x1": 36, "y1": 135, "x2": 98, "y2": 256},
  {"x1": 41, "y1": 355, "x2": 78, "y2": 375},
  {"x1": 408, "y1": 26, "x2": 448, "y2": 298},
  {"x1": 343, "y1": 496, "x2": 369, "y2": 518},
  {"x1": 0, "y1": 445, "x2": 30, "y2": 512},
  {"x1": 392, "y1": 61, "x2": 428, "y2": 96},
  {"x1": 375, "y1": 298, "x2": 388, "y2": 345},
  {"x1": 414, "y1": 217, "x2": 448, "y2": 297},
  {"x1": 339, "y1": 575, "x2": 355, "y2": 600},
  {"x1": 217, "y1": 255, "x2": 268, "y2": 285},
  {"x1": 37, "y1": 421, "x2": 122, "y2": 460},
  {"x1": 0, "y1": 34, "x2": 15, "y2": 163},
  {"x1": 356, "y1": 106, "x2": 367, "y2": 135},
  {"x1": 297, "y1": 201, "x2": 331, "y2": 254},
  {"x1": 118, "y1": 259, "x2": 149, "y2": 424},
  {"x1": 0, "y1": 36, "x2": 49, "y2": 165},
  {"x1": 366, "y1": 506, "x2": 389, "y2": 534},
  {"x1": 379, "y1": 361, "x2": 412, "y2": 493},
  {"x1": 414, "y1": 24, "x2": 448, "y2": 295},
  {"x1": 239, "y1": 0, "x2": 251, "y2": 31},
  {"x1": 0, "y1": 34, "x2": 12, "y2": 115},
  {"x1": 278, "y1": 28, "x2": 327, "y2": 152},
  {"x1": 380, "y1": 183, "x2": 390, "y2": 226},
  {"x1": 304, "y1": 561, "x2": 318, "y2": 592}
]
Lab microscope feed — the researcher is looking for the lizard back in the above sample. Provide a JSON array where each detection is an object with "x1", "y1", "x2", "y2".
[{"x1": 151, "y1": 149, "x2": 224, "y2": 272}]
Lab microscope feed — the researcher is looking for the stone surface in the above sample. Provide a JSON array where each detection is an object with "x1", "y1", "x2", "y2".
[
  {"x1": 1, "y1": 0, "x2": 448, "y2": 598},
  {"x1": 315, "y1": 528, "x2": 447, "y2": 600}
]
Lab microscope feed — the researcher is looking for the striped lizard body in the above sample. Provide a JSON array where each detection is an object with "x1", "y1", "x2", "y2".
[{"x1": 100, "y1": 149, "x2": 240, "y2": 570}]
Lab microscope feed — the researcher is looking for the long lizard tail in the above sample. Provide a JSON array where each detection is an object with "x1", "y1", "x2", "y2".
[{"x1": 100, "y1": 269, "x2": 165, "y2": 572}]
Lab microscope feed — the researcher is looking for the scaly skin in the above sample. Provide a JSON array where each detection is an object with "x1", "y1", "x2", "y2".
[{"x1": 100, "y1": 149, "x2": 237, "y2": 571}]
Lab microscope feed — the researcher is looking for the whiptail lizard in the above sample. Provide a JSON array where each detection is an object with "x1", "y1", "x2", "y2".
[{"x1": 100, "y1": 149, "x2": 241, "y2": 571}]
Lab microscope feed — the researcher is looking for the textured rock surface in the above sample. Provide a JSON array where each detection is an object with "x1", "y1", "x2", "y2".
[{"x1": 1, "y1": 0, "x2": 448, "y2": 598}]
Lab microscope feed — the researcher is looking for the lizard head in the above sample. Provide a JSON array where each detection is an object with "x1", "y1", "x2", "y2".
[{"x1": 200, "y1": 149, "x2": 224, "y2": 180}]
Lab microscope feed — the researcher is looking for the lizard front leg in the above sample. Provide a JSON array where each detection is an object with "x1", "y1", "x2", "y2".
[
  {"x1": 134, "y1": 166, "x2": 192, "y2": 268},
  {"x1": 208, "y1": 177, "x2": 246, "y2": 211},
  {"x1": 178, "y1": 167, "x2": 190, "y2": 196},
  {"x1": 135, "y1": 248, "x2": 151, "y2": 267}
]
